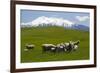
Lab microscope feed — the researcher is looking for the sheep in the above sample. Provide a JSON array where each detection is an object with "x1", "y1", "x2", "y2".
[
  {"x1": 64, "y1": 40, "x2": 80, "y2": 52},
  {"x1": 42, "y1": 44, "x2": 56, "y2": 53},
  {"x1": 56, "y1": 43, "x2": 66, "y2": 53},
  {"x1": 68, "y1": 41, "x2": 75, "y2": 52},
  {"x1": 73, "y1": 40, "x2": 80, "y2": 45},
  {"x1": 72, "y1": 40, "x2": 80, "y2": 51},
  {"x1": 56, "y1": 42, "x2": 74, "y2": 53},
  {"x1": 73, "y1": 45, "x2": 78, "y2": 51},
  {"x1": 24, "y1": 44, "x2": 35, "y2": 51}
]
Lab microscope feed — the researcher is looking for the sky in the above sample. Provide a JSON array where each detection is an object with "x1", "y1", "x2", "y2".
[{"x1": 20, "y1": 10, "x2": 90, "y2": 26}]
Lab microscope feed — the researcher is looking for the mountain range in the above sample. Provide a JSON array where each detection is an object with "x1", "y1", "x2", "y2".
[{"x1": 21, "y1": 16, "x2": 89, "y2": 31}]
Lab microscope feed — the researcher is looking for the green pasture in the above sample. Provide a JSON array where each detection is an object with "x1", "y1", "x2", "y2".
[{"x1": 21, "y1": 26, "x2": 89, "y2": 63}]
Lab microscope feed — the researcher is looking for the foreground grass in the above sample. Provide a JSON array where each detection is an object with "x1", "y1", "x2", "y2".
[{"x1": 21, "y1": 26, "x2": 89, "y2": 63}]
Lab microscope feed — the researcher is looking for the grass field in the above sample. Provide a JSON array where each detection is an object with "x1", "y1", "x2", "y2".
[{"x1": 21, "y1": 26, "x2": 89, "y2": 63}]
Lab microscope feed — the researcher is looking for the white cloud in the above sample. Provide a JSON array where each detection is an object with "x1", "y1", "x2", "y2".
[{"x1": 76, "y1": 16, "x2": 89, "y2": 22}]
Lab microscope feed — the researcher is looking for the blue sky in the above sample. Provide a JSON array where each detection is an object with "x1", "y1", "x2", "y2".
[{"x1": 21, "y1": 10, "x2": 90, "y2": 26}]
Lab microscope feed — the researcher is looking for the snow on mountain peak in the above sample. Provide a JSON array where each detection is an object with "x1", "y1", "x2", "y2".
[{"x1": 21, "y1": 16, "x2": 75, "y2": 27}]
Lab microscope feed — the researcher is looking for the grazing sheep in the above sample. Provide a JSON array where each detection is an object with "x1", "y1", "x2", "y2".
[
  {"x1": 63, "y1": 40, "x2": 80, "y2": 52},
  {"x1": 73, "y1": 40, "x2": 80, "y2": 45},
  {"x1": 64, "y1": 42, "x2": 70, "y2": 51},
  {"x1": 42, "y1": 44, "x2": 56, "y2": 53},
  {"x1": 68, "y1": 41, "x2": 75, "y2": 52},
  {"x1": 56, "y1": 42, "x2": 74, "y2": 53},
  {"x1": 56, "y1": 43, "x2": 66, "y2": 52},
  {"x1": 73, "y1": 45, "x2": 78, "y2": 51},
  {"x1": 24, "y1": 44, "x2": 35, "y2": 51},
  {"x1": 41, "y1": 40, "x2": 80, "y2": 53},
  {"x1": 70, "y1": 41, "x2": 80, "y2": 51}
]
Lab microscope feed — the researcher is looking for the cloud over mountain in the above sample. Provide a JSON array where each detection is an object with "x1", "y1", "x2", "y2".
[{"x1": 76, "y1": 16, "x2": 89, "y2": 22}]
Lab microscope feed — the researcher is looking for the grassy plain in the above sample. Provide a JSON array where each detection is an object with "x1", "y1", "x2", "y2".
[{"x1": 21, "y1": 26, "x2": 89, "y2": 63}]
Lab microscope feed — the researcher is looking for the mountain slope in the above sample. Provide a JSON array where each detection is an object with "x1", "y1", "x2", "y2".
[
  {"x1": 72, "y1": 24, "x2": 89, "y2": 31},
  {"x1": 21, "y1": 16, "x2": 89, "y2": 31},
  {"x1": 21, "y1": 16, "x2": 74, "y2": 27}
]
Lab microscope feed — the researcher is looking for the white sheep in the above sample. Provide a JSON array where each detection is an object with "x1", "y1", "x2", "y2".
[
  {"x1": 24, "y1": 44, "x2": 35, "y2": 51},
  {"x1": 42, "y1": 44, "x2": 56, "y2": 53}
]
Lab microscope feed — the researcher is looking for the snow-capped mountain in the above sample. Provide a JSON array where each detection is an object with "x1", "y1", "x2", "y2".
[
  {"x1": 21, "y1": 16, "x2": 74, "y2": 27},
  {"x1": 21, "y1": 16, "x2": 89, "y2": 31},
  {"x1": 21, "y1": 22, "x2": 33, "y2": 27}
]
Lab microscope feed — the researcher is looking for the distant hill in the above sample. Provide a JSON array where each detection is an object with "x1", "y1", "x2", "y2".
[{"x1": 71, "y1": 24, "x2": 89, "y2": 31}]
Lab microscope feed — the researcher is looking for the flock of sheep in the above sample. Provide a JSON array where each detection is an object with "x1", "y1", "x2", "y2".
[{"x1": 24, "y1": 40, "x2": 80, "y2": 53}]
